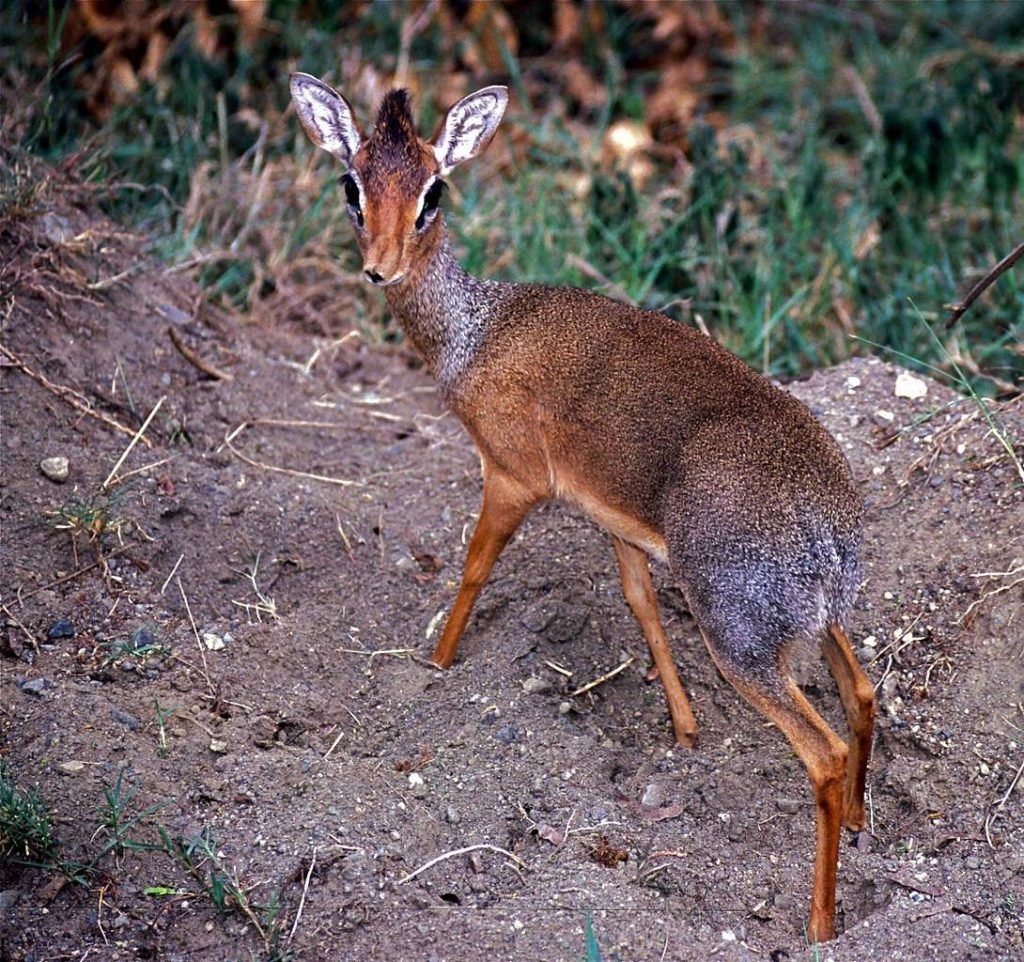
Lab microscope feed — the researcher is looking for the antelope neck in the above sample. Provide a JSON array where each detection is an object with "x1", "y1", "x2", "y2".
[{"x1": 383, "y1": 225, "x2": 504, "y2": 391}]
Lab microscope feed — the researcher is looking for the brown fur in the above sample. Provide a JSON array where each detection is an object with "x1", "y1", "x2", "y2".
[{"x1": 289, "y1": 75, "x2": 877, "y2": 944}]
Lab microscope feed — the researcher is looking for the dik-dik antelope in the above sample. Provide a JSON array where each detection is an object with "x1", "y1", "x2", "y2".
[{"x1": 289, "y1": 73, "x2": 875, "y2": 943}]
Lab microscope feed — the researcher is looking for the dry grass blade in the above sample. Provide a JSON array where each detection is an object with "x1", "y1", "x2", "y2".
[
  {"x1": 176, "y1": 576, "x2": 216, "y2": 699},
  {"x1": 571, "y1": 656, "x2": 636, "y2": 697},
  {"x1": 398, "y1": 843, "x2": 527, "y2": 885},
  {"x1": 957, "y1": 559, "x2": 1024, "y2": 626},
  {"x1": 288, "y1": 847, "x2": 317, "y2": 945},
  {"x1": 103, "y1": 395, "x2": 165, "y2": 488}
]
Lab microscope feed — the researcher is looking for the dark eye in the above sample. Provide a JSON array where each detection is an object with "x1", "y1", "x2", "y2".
[
  {"x1": 415, "y1": 179, "x2": 446, "y2": 231},
  {"x1": 340, "y1": 173, "x2": 363, "y2": 227}
]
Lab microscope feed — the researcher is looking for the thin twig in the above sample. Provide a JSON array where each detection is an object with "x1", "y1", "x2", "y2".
[
  {"x1": 221, "y1": 423, "x2": 362, "y2": 487},
  {"x1": 160, "y1": 554, "x2": 185, "y2": 595},
  {"x1": 15, "y1": 551, "x2": 128, "y2": 602},
  {"x1": 0, "y1": 601, "x2": 38, "y2": 652},
  {"x1": 177, "y1": 577, "x2": 215, "y2": 698},
  {"x1": 398, "y1": 844, "x2": 527, "y2": 885},
  {"x1": 103, "y1": 396, "x2": 165, "y2": 488},
  {"x1": 288, "y1": 848, "x2": 317, "y2": 944},
  {"x1": 167, "y1": 326, "x2": 234, "y2": 381},
  {"x1": 0, "y1": 342, "x2": 143, "y2": 443},
  {"x1": 944, "y1": 239, "x2": 1024, "y2": 330},
  {"x1": 571, "y1": 656, "x2": 636, "y2": 697}
]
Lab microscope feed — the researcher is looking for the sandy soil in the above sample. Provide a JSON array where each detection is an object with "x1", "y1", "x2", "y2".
[{"x1": 1, "y1": 188, "x2": 1022, "y2": 962}]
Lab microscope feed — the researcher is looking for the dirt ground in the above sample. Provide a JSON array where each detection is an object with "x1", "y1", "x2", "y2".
[{"x1": 1, "y1": 188, "x2": 1022, "y2": 962}]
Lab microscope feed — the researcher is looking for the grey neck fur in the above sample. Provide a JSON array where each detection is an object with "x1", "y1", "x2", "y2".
[{"x1": 383, "y1": 224, "x2": 505, "y2": 394}]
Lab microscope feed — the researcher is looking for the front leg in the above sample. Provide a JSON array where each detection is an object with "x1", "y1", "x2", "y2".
[{"x1": 431, "y1": 468, "x2": 535, "y2": 668}]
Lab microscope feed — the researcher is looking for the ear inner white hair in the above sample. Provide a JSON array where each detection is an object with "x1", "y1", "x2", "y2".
[
  {"x1": 289, "y1": 72, "x2": 362, "y2": 164},
  {"x1": 432, "y1": 86, "x2": 509, "y2": 176}
]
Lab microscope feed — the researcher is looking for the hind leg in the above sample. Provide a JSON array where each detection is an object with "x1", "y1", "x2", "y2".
[
  {"x1": 821, "y1": 626, "x2": 876, "y2": 830},
  {"x1": 697, "y1": 625, "x2": 848, "y2": 943},
  {"x1": 612, "y1": 537, "x2": 697, "y2": 747}
]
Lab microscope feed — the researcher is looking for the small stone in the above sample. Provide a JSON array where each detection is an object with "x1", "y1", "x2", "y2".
[
  {"x1": 894, "y1": 372, "x2": 928, "y2": 400},
  {"x1": 202, "y1": 632, "x2": 225, "y2": 651},
  {"x1": 408, "y1": 772, "x2": 427, "y2": 798},
  {"x1": 209, "y1": 738, "x2": 228, "y2": 754},
  {"x1": 776, "y1": 798, "x2": 801, "y2": 814},
  {"x1": 445, "y1": 805, "x2": 460, "y2": 824},
  {"x1": 873, "y1": 409, "x2": 895, "y2": 424},
  {"x1": 47, "y1": 618, "x2": 75, "y2": 639},
  {"x1": 39, "y1": 456, "x2": 69, "y2": 483},
  {"x1": 495, "y1": 723, "x2": 519, "y2": 745},
  {"x1": 111, "y1": 708, "x2": 140, "y2": 731},
  {"x1": 965, "y1": 856, "x2": 981, "y2": 870},
  {"x1": 845, "y1": 376, "x2": 861, "y2": 390},
  {"x1": 17, "y1": 677, "x2": 52, "y2": 696},
  {"x1": 641, "y1": 783, "x2": 667, "y2": 808},
  {"x1": 522, "y1": 675, "x2": 553, "y2": 695},
  {"x1": 58, "y1": 760, "x2": 86, "y2": 775}
]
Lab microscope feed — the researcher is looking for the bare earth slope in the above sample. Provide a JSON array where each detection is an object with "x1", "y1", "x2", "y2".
[{"x1": 1, "y1": 192, "x2": 1022, "y2": 962}]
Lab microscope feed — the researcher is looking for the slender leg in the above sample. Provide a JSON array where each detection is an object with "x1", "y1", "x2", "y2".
[
  {"x1": 700, "y1": 631, "x2": 848, "y2": 944},
  {"x1": 821, "y1": 625, "x2": 876, "y2": 830},
  {"x1": 612, "y1": 537, "x2": 698, "y2": 747},
  {"x1": 430, "y1": 470, "x2": 534, "y2": 668}
]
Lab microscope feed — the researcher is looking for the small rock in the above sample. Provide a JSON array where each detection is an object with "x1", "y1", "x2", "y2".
[
  {"x1": 17, "y1": 677, "x2": 52, "y2": 696},
  {"x1": 444, "y1": 805, "x2": 460, "y2": 824},
  {"x1": 641, "y1": 783, "x2": 667, "y2": 808},
  {"x1": 209, "y1": 738, "x2": 228, "y2": 754},
  {"x1": 111, "y1": 708, "x2": 140, "y2": 731},
  {"x1": 39, "y1": 456, "x2": 69, "y2": 483},
  {"x1": 202, "y1": 632, "x2": 225, "y2": 651},
  {"x1": 964, "y1": 856, "x2": 981, "y2": 870},
  {"x1": 47, "y1": 618, "x2": 75, "y2": 640},
  {"x1": 58, "y1": 760, "x2": 86, "y2": 775},
  {"x1": 408, "y1": 772, "x2": 427, "y2": 797},
  {"x1": 894, "y1": 372, "x2": 928, "y2": 400},
  {"x1": 495, "y1": 723, "x2": 519, "y2": 745},
  {"x1": 522, "y1": 675, "x2": 553, "y2": 695},
  {"x1": 776, "y1": 798, "x2": 801, "y2": 814},
  {"x1": 873, "y1": 409, "x2": 895, "y2": 424}
]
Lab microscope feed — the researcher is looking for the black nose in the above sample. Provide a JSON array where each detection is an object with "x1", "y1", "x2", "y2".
[{"x1": 365, "y1": 270, "x2": 384, "y2": 284}]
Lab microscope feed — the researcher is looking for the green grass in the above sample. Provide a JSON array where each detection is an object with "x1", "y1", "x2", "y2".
[
  {"x1": 0, "y1": 762, "x2": 58, "y2": 864},
  {"x1": 161, "y1": 826, "x2": 292, "y2": 961},
  {"x1": 2, "y1": 0, "x2": 1021, "y2": 393}
]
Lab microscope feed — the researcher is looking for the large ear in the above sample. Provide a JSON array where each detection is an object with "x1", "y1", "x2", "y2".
[
  {"x1": 289, "y1": 72, "x2": 362, "y2": 165},
  {"x1": 431, "y1": 86, "x2": 508, "y2": 176}
]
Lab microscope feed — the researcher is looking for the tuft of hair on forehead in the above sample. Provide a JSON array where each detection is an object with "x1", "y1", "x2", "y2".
[{"x1": 366, "y1": 89, "x2": 423, "y2": 167}]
